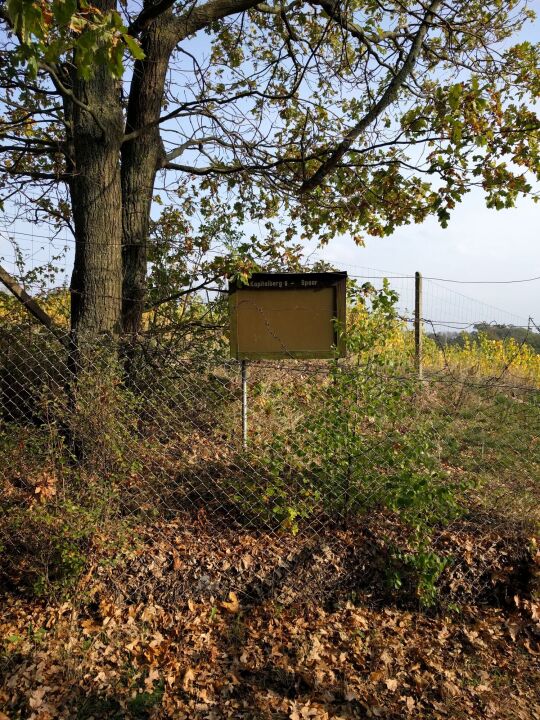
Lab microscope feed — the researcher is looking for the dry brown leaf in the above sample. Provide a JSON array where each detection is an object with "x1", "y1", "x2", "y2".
[
  {"x1": 441, "y1": 680, "x2": 461, "y2": 699},
  {"x1": 524, "y1": 639, "x2": 539, "y2": 655},
  {"x1": 33, "y1": 471, "x2": 57, "y2": 502},
  {"x1": 140, "y1": 605, "x2": 158, "y2": 622},
  {"x1": 81, "y1": 619, "x2": 101, "y2": 635},
  {"x1": 507, "y1": 622, "x2": 521, "y2": 642},
  {"x1": 241, "y1": 554, "x2": 253, "y2": 570},
  {"x1": 475, "y1": 684, "x2": 491, "y2": 693},
  {"x1": 182, "y1": 667, "x2": 195, "y2": 690},
  {"x1": 145, "y1": 668, "x2": 160, "y2": 691},
  {"x1": 379, "y1": 650, "x2": 392, "y2": 666}
]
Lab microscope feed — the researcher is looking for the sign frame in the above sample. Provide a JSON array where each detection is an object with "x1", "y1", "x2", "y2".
[{"x1": 229, "y1": 271, "x2": 347, "y2": 360}]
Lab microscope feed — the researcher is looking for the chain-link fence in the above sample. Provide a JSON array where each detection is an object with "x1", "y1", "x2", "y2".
[{"x1": 1, "y1": 300, "x2": 539, "y2": 611}]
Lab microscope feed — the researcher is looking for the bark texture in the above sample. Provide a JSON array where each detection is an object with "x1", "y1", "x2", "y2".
[
  {"x1": 121, "y1": 7, "x2": 176, "y2": 334},
  {"x1": 68, "y1": 0, "x2": 124, "y2": 337}
]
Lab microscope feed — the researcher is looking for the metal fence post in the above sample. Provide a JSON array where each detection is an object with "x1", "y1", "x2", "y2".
[
  {"x1": 241, "y1": 359, "x2": 248, "y2": 449},
  {"x1": 415, "y1": 271, "x2": 423, "y2": 381}
]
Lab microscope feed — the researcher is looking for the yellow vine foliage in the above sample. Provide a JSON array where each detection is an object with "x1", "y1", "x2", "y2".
[
  {"x1": 0, "y1": 289, "x2": 70, "y2": 328},
  {"x1": 348, "y1": 309, "x2": 540, "y2": 388},
  {"x1": 423, "y1": 332, "x2": 540, "y2": 387}
]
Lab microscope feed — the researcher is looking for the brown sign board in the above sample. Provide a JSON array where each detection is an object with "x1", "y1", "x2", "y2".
[{"x1": 229, "y1": 272, "x2": 347, "y2": 360}]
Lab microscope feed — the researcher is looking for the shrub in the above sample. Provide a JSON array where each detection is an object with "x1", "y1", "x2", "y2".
[{"x1": 232, "y1": 283, "x2": 465, "y2": 602}]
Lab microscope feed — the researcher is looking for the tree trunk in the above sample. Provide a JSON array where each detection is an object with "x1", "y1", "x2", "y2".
[
  {"x1": 121, "y1": 8, "x2": 176, "y2": 335},
  {"x1": 64, "y1": 3, "x2": 125, "y2": 461},
  {"x1": 68, "y1": 2, "x2": 124, "y2": 338}
]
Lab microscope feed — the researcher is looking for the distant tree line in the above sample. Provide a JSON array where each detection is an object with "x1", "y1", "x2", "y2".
[{"x1": 428, "y1": 324, "x2": 540, "y2": 354}]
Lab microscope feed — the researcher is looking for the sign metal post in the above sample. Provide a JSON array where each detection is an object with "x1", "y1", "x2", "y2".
[{"x1": 241, "y1": 359, "x2": 248, "y2": 450}]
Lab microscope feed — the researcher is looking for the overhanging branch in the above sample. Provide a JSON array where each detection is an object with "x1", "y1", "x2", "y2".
[
  {"x1": 174, "y1": 0, "x2": 262, "y2": 40},
  {"x1": 299, "y1": 0, "x2": 442, "y2": 194},
  {"x1": 0, "y1": 264, "x2": 69, "y2": 347},
  {"x1": 146, "y1": 275, "x2": 221, "y2": 309}
]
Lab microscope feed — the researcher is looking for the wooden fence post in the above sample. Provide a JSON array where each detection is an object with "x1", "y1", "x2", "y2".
[{"x1": 414, "y1": 271, "x2": 423, "y2": 380}]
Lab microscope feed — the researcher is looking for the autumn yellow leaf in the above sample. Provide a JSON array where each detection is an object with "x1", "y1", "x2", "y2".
[{"x1": 221, "y1": 591, "x2": 240, "y2": 614}]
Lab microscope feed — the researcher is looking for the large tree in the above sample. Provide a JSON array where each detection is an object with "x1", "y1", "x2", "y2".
[{"x1": 0, "y1": 0, "x2": 538, "y2": 337}]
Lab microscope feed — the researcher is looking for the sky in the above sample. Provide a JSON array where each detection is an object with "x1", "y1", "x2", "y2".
[{"x1": 309, "y1": 189, "x2": 539, "y2": 327}]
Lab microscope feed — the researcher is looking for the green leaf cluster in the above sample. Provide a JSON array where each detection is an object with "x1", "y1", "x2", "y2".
[{"x1": 6, "y1": 0, "x2": 144, "y2": 79}]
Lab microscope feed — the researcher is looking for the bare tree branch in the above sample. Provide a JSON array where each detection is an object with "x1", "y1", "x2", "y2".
[
  {"x1": 299, "y1": 0, "x2": 442, "y2": 193},
  {"x1": 174, "y1": 0, "x2": 263, "y2": 40},
  {"x1": 38, "y1": 62, "x2": 107, "y2": 137},
  {"x1": 0, "y1": 264, "x2": 69, "y2": 347},
  {"x1": 146, "y1": 275, "x2": 221, "y2": 309},
  {"x1": 129, "y1": 0, "x2": 177, "y2": 36}
]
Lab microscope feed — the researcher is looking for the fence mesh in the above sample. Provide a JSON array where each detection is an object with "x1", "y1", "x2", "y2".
[{"x1": 1, "y1": 297, "x2": 539, "y2": 615}]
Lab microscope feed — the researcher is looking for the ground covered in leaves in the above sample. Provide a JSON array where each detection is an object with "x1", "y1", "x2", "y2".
[{"x1": 1, "y1": 512, "x2": 539, "y2": 720}]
